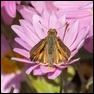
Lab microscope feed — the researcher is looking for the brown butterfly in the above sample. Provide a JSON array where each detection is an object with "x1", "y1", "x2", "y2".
[{"x1": 30, "y1": 23, "x2": 71, "y2": 67}]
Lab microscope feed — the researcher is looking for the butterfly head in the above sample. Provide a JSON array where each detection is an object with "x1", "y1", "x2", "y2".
[{"x1": 47, "y1": 29, "x2": 57, "y2": 36}]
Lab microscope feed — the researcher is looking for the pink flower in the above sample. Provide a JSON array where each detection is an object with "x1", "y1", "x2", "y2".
[
  {"x1": 1, "y1": 1, "x2": 21, "y2": 25},
  {"x1": 53, "y1": 1, "x2": 93, "y2": 28},
  {"x1": 1, "y1": 35, "x2": 25, "y2": 93},
  {"x1": 83, "y1": 23, "x2": 93, "y2": 53},
  {"x1": 53, "y1": 1, "x2": 93, "y2": 53},
  {"x1": 17, "y1": 5, "x2": 37, "y2": 22},
  {"x1": 53, "y1": 1, "x2": 93, "y2": 10},
  {"x1": 1, "y1": 1, "x2": 21, "y2": 18},
  {"x1": 31, "y1": 1, "x2": 58, "y2": 14},
  {"x1": 11, "y1": 10, "x2": 89, "y2": 79},
  {"x1": 17, "y1": 1, "x2": 58, "y2": 22}
]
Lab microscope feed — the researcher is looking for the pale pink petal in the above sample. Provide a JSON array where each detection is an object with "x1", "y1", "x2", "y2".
[
  {"x1": 31, "y1": 1, "x2": 46, "y2": 14},
  {"x1": 59, "y1": 58, "x2": 80, "y2": 69},
  {"x1": 64, "y1": 20, "x2": 79, "y2": 47},
  {"x1": 11, "y1": 25, "x2": 34, "y2": 47},
  {"x1": 11, "y1": 57, "x2": 33, "y2": 64},
  {"x1": 70, "y1": 50, "x2": 78, "y2": 59},
  {"x1": 26, "y1": 65, "x2": 39, "y2": 74},
  {"x1": 53, "y1": 1, "x2": 85, "y2": 10},
  {"x1": 19, "y1": 20, "x2": 40, "y2": 44},
  {"x1": 70, "y1": 40, "x2": 85, "y2": 58},
  {"x1": 33, "y1": 67, "x2": 43, "y2": 75},
  {"x1": 42, "y1": 9, "x2": 50, "y2": 28},
  {"x1": 5, "y1": 1, "x2": 16, "y2": 18},
  {"x1": 55, "y1": 64, "x2": 68, "y2": 69},
  {"x1": 32, "y1": 14, "x2": 48, "y2": 35},
  {"x1": 1, "y1": 74, "x2": 16, "y2": 93},
  {"x1": 1, "y1": 86, "x2": 11, "y2": 93},
  {"x1": 80, "y1": 1, "x2": 93, "y2": 9},
  {"x1": 15, "y1": 37, "x2": 31, "y2": 51},
  {"x1": 77, "y1": 39, "x2": 85, "y2": 50},
  {"x1": 13, "y1": 83, "x2": 20, "y2": 93},
  {"x1": 48, "y1": 68, "x2": 62, "y2": 79},
  {"x1": 70, "y1": 27, "x2": 89, "y2": 51},
  {"x1": 46, "y1": 1, "x2": 58, "y2": 12},
  {"x1": 48, "y1": 12, "x2": 57, "y2": 28},
  {"x1": 56, "y1": 15, "x2": 66, "y2": 29},
  {"x1": 32, "y1": 15, "x2": 46, "y2": 39},
  {"x1": 58, "y1": 10, "x2": 91, "y2": 19},
  {"x1": 67, "y1": 58, "x2": 80, "y2": 64},
  {"x1": 13, "y1": 48, "x2": 30, "y2": 58},
  {"x1": 56, "y1": 15, "x2": 66, "y2": 39},
  {"x1": 17, "y1": 5, "x2": 36, "y2": 22},
  {"x1": 40, "y1": 65, "x2": 55, "y2": 74}
]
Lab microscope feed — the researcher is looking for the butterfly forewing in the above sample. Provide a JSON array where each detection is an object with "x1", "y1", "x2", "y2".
[{"x1": 30, "y1": 39, "x2": 46, "y2": 62}]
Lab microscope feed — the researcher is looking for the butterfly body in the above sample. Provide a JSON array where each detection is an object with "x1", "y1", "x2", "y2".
[{"x1": 30, "y1": 29, "x2": 71, "y2": 66}]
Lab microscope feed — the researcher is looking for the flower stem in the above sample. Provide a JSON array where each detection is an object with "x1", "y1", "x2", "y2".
[
  {"x1": 59, "y1": 69, "x2": 67, "y2": 93},
  {"x1": 74, "y1": 62, "x2": 86, "y2": 93},
  {"x1": 59, "y1": 71, "x2": 63, "y2": 93},
  {"x1": 23, "y1": 73, "x2": 33, "y2": 90}
]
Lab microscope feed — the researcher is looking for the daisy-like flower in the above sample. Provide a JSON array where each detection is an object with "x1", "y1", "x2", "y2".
[
  {"x1": 11, "y1": 10, "x2": 90, "y2": 79},
  {"x1": 53, "y1": 1, "x2": 93, "y2": 53},
  {"x1": 83, "y1": 25, "x2": 93, "y2": 53},
  {"x1": 31, "y1": 1, "x2": 58, "y2": 14},
  {"x1": 17, "y1": 1, "x2": 58, "y2": 23},
  {"x1": 17, "y1": 5, "x2": 37, "y2": 22},
  {"x1": 53, "y1": 1, "x2": 93, "y2": 10},
  {"x1": 53, "y1": 1, "x2": 93, "y2": 29},
  {"x1": 1, "y1": 1, "x2": 21, "y2": 18},
  {"x1": 1, "y1": 35, "x2": 25, "y2": 93},
  {"x1": 1, "y1": 1, "x2": 21, "y2": 25}
]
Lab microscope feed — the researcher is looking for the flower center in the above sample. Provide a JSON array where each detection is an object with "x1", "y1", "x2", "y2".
[{"x1": 1, "y1": 51, "x2": 24, "y2": 74}]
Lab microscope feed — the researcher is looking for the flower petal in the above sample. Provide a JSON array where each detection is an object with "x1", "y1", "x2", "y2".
[
  {"x1": 26, "y1": 64, "x2": 39, "y2": 74},
  {"x1": 64, "y1": 20, "x2": 79, "y2": 47},
  {"x1": 48, "y1": 68, "x2": 61, "y2": 79},
  {"x1": 13, "y1": 48, "x2": 30, "y2": 58},
  {"x1": 5, "y1": 1, "x2": 16, "y2": 18},
  {"x1": 17, "y1": 5, "x2": 36, "y2": 22},
  {"x1": 40, "y1": 65, "x2": 55, "y2": 74},
  {"x1": 70, "y1": 26, "x2": 89, "y2": 51},
  {"x1": 31, "y1": 1, "x2": 46, "y2": 14},
  {"x1": 15, "y1": 37, "x2": 31, "y2": 51},
  {"x1": 19, "y1": 20, "x2": 40, "y2": 44},
  {"x1": 11, "y1": 25, "x2": 34, "y2": 47},
  {"x1": 11, "y1": 57, "x2": 33, "y2": 64},
  {"x1": 42, "y1": 9, "x2": 50, "y2": 28},
  {"x1": 56, "y1": 15, "x2": 66, "y2": 29},
  {"x1": 13, "y1": 83, "x2": 20, "y2": 93},
  {"x1": 33, "y1": 67, "x2": 43, "y2": 75},
  {"x1": 48, "y1": 12, "x2": 57, "y2": 28},
  {"x1": 32, "y1": 15, "x2": 46, "y2": 39},
  {"x1": 80, "y1": 1, "x2": 93, "y2": 9}
]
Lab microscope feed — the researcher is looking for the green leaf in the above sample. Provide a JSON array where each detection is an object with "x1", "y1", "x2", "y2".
[{"x1": 31, "y1": 77, "x2": 59, "y2": 93}]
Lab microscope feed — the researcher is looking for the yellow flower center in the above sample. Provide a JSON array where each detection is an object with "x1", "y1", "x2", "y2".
[{"x1": 1, "y1": 51, "x2": 24, "y2": 74}]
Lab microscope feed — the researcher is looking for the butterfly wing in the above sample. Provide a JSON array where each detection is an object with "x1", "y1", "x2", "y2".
[
  {"x1": 30, "y1": 39, "x2": 46, "y2": 63},
  {"x1": 54, "y1": 38, "x2": 71, "y2": 64}
]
